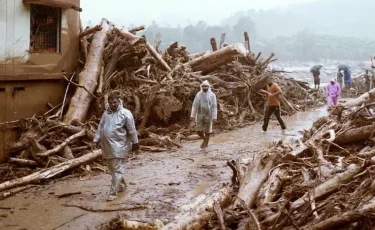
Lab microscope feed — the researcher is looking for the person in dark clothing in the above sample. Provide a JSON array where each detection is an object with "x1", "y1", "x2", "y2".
[
  {"x1": 260, "y1": 78, "x2": 287, "y2": 133},
  {"x1": 313, "y1": 71, "x2": 320, "y2": 89}
]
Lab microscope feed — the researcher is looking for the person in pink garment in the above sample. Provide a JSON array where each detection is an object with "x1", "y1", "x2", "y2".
[{"x1": 325, "y1": 78, "x2": 341, "y2": 109}]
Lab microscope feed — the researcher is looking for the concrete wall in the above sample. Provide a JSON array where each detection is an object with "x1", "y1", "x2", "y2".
[
  {"x1": 0, "y1": 0, "x2": 80, "y2": 76},
  {"x1": 0, "y1": 0, "x2": 81, "y2": 162}
]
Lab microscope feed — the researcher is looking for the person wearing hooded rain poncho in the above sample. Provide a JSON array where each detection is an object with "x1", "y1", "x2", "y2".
[
  {"x1": 190, "y1": 80, "x2": 217, "y2": 149},
  {"x1": 93, "y1": 93, "x2": 139, "y2": 201},
  {"x1": 325, "y1": 78, "x2": 341, "y2": 109}
]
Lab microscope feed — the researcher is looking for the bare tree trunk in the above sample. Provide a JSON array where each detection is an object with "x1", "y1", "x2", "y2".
[
  {"x1": 210, "y1": 38, "x2": 218, "y2": 51},
  {"x1": 219, "y1": 33, "x2": 226, "y2": 48},
  {"x1": 334, "y1": 124, "x2": 375, "y2": 145},
  {"x1": 64, "y1": 19, "x2": 112, "y2": 124},
  {"x1": 161, "y1": 186, "x2": 232, "y2": 230},
  {"x1": 244, "y1": 31, "x2": 251, "y2": 53},
  {"x1": 235, "y1": 151, "x2": 278, "y2": 208},
  {"x1": 186, "y1": 43, "x2": 247, "y2": 74},
  {"x1": 0, "y1": 150, "x2": 102, "y2": 192},
  {"x1": 341, "y1": 88, "x2": 375, "y2": 107}
]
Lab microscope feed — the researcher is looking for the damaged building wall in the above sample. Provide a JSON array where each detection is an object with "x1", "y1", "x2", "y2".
[{"x1": 0, "y1": 0, "x2": 81, "y2": 162}]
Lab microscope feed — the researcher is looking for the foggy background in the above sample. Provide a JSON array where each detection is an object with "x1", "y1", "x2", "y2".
[{"x1": 81, "y1": 0, "x2": 375, "y2": 62}]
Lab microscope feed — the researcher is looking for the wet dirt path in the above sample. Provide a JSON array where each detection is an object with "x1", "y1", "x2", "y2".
[{"x1": 0, "y1": 107, "x2": 328, "y2": 230}]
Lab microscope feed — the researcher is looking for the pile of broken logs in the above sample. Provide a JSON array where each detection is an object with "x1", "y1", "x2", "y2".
[
  {"x1": 0, "y1": 18, "x2": 324, "y2": 195},
  {"x1": 159, "y1": 88, "x2": 375, "y2": 230}
]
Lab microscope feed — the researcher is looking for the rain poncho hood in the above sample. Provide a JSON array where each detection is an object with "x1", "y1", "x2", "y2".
[
  {"x1": 94, "y1": 100, "x2": 138, "y2": 159},
  {"x1": 326, "y1": 78, "x2": 341, "y2": 97},
  {"x1": 191, "y1": 80, "x2": 217, "y2": 120}
]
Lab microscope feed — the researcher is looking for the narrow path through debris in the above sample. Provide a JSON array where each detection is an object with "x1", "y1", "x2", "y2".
[{"x1": 0, "y1": 107, "x2": 328, "y2": 230}]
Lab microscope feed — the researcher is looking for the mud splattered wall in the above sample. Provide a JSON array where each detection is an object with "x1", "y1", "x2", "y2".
[
  {"x1": 0, "y1": 0, "x2": 80, "y2": 76},
  {"x1": 0, "y1": 0, "x2": 80, "y2": 162}
]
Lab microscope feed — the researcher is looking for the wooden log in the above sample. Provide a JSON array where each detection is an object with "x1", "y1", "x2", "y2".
[
  {"x1": 23, "y1": 0, "x2": 82, "y2": 11},
  {"x1": 122, "y1": 219, "x2": 164, "y2": 229},
  {"x1": 45, "y1": 120, "x2": 94, "y2": 140},
  {"x1": 302, "y1": 197, "x2": 375, "y2": 230},
  {"x1": 38, "y1": 129, "x2": 86, "y2": 157},
  {"x1": 185, "y1": 43, "x2": 247, "y2": 74},
  {"x1": 146, "y1": 42, "x2": 172, "y2": 73},
  {"x1": 9, "y1": 158, "x2": 38, "y2": 167},
  {"x1": 161, "y1": 185, "x2": 232, "y2": 230},
  {"x1": 259, "y1": 52, "x2": 275, "y2": 69},
  {"x1": 128, "y1": 25, "x2": 146, "y2": 34},
  {"x1": 0, "y1": 150, "x2": 102, "y2": 192},
  {"x1": 64, "y1": 19, "x2": 112, "y2": 124},
  {"x1": 213, "y1": 201, "x2": 226, "y2": 230},
  {"x1": 115, "y1": 27, "x2": 172, "y2": 73},
  {"x1": 60, "y1": 146, "x2": 74, "y2": 160},
  {"x1": 79, "y1": 20, "x2": 88, "y2": 62},
  {"x1": 235, "y1": 151, "x2": 278, "y2": 208},
  {"x1": 103, "y1": 41, "x2": 124, "y2": 82},
  {"x1": 140, "y1": 85, "x2": 160, "y2": 128},
  {"x1": 334, "y1": 124, "x2": 375, "y2": 145},
  {"x1": 210, "y1": 38, "x2": 218, "y2": 51},
  {"x1": 291, "y1": 163, "x2": 364, "y2": 210},
  {"x1": 257, "y1": 168, "x2": 285, "y2": 205},
  {"x1": 341, "y1": 88, "x2": 375, "y2": 107},
  {"x1": 79, "y1": 25, "x2": 102, "y2": 38},
  {"x1": 219, "y1": 33, "x2": 226, "y2": 48},
  {"x1": 244, "y1": 31, "x2": 251, "y2": 53}
]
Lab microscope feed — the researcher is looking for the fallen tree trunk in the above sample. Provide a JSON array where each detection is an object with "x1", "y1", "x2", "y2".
[
  {"x1": 302, "y1": 197, "x2": 375, "y2": 230},
  {"x1": 341, "y1": 88, "x2": 375, "y2": 107},
  {"x1": 64, "y1": 19, "x2": 112, "y2": 124},
  {"x1": 0, "y1": 150, "x2": 102, "y2": 192},
  {"x1": 145, "y1": 42, "x2": 172, "y2": 72},
  {"x1": 334, "y1": 124, "x2": 375, "y2": 145},
  {"x1": 291, "y1": 164, "x2": 364, "y2": 210},
  {"x1": 161, "y1": 185, "x2": 232, "y2": 230},
  {"x1": 235, "y1": 151, "x2": 278, "y2": 208},
  {"x1": 38, "y1": 129, "x2": 86, "y2": 157},
  {"x1": 186, "y1": 43, "x2": 247, "y2": 73}
]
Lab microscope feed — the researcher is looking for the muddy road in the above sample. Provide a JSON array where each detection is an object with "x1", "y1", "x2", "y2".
[{"x1": 0, "y1": 107, "x2": 328, "y2": 230}]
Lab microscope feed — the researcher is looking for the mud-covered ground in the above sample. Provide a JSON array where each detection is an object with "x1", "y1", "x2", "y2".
[{"x1": 0, "y1": 106, "x2": 332, "y2": 230}]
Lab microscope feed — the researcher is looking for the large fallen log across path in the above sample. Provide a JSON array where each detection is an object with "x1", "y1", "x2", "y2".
[
  {"x1": 0, "y1": 150, "x2": 102, "y2": 192},
  {"x1": 64, "y1": 18, "x2": 112, "y2": 124}
]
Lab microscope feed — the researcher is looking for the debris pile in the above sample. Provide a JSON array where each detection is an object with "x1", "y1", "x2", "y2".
[
  {"x1": 1, "y1": 19, "x2": 324, "y2": 192},
  {"x1": 161, "y1": 89, "x2": 375, "y2": 230}
]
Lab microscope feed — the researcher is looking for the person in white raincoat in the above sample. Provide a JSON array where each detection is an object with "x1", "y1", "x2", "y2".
[
  {"x1": 190, "y1": 80, "x2": 217, "y2": 149},
  {"x1": 93, "y1": 93, "x2": 139, "y2": 201}
]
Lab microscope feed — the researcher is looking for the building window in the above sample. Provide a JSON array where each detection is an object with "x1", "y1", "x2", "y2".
[{"x1": 30, "y1": 4, "x2": 61, "y2": 53}]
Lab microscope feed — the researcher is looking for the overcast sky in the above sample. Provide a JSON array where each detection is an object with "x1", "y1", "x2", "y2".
[{"x1": 81, "y1": 0, "x2": 315, "y2": 27}]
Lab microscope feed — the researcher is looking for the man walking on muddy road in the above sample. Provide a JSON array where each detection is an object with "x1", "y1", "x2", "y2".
[
  {"x1": 260, "y1": 78, "x2": 287, "y2": 133},
  {"x1": 92, "y1": 92, "x2": 139, "y2": 201},
  {"x1": 191, "y1": 80, "x2": 217, "y2": 149}
]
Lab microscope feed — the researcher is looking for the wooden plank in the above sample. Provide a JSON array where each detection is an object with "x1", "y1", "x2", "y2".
[{"x1": 23, "y1": 0, "x2": 82, "y2": 12}]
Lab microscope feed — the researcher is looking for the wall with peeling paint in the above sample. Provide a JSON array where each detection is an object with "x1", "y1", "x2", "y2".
[
  {"x1": 0, "y1": 0, "x2": 81, "y2": 162},
  {"x1": 0, "y1": 0, "x2": 80, "y2": 77}
]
